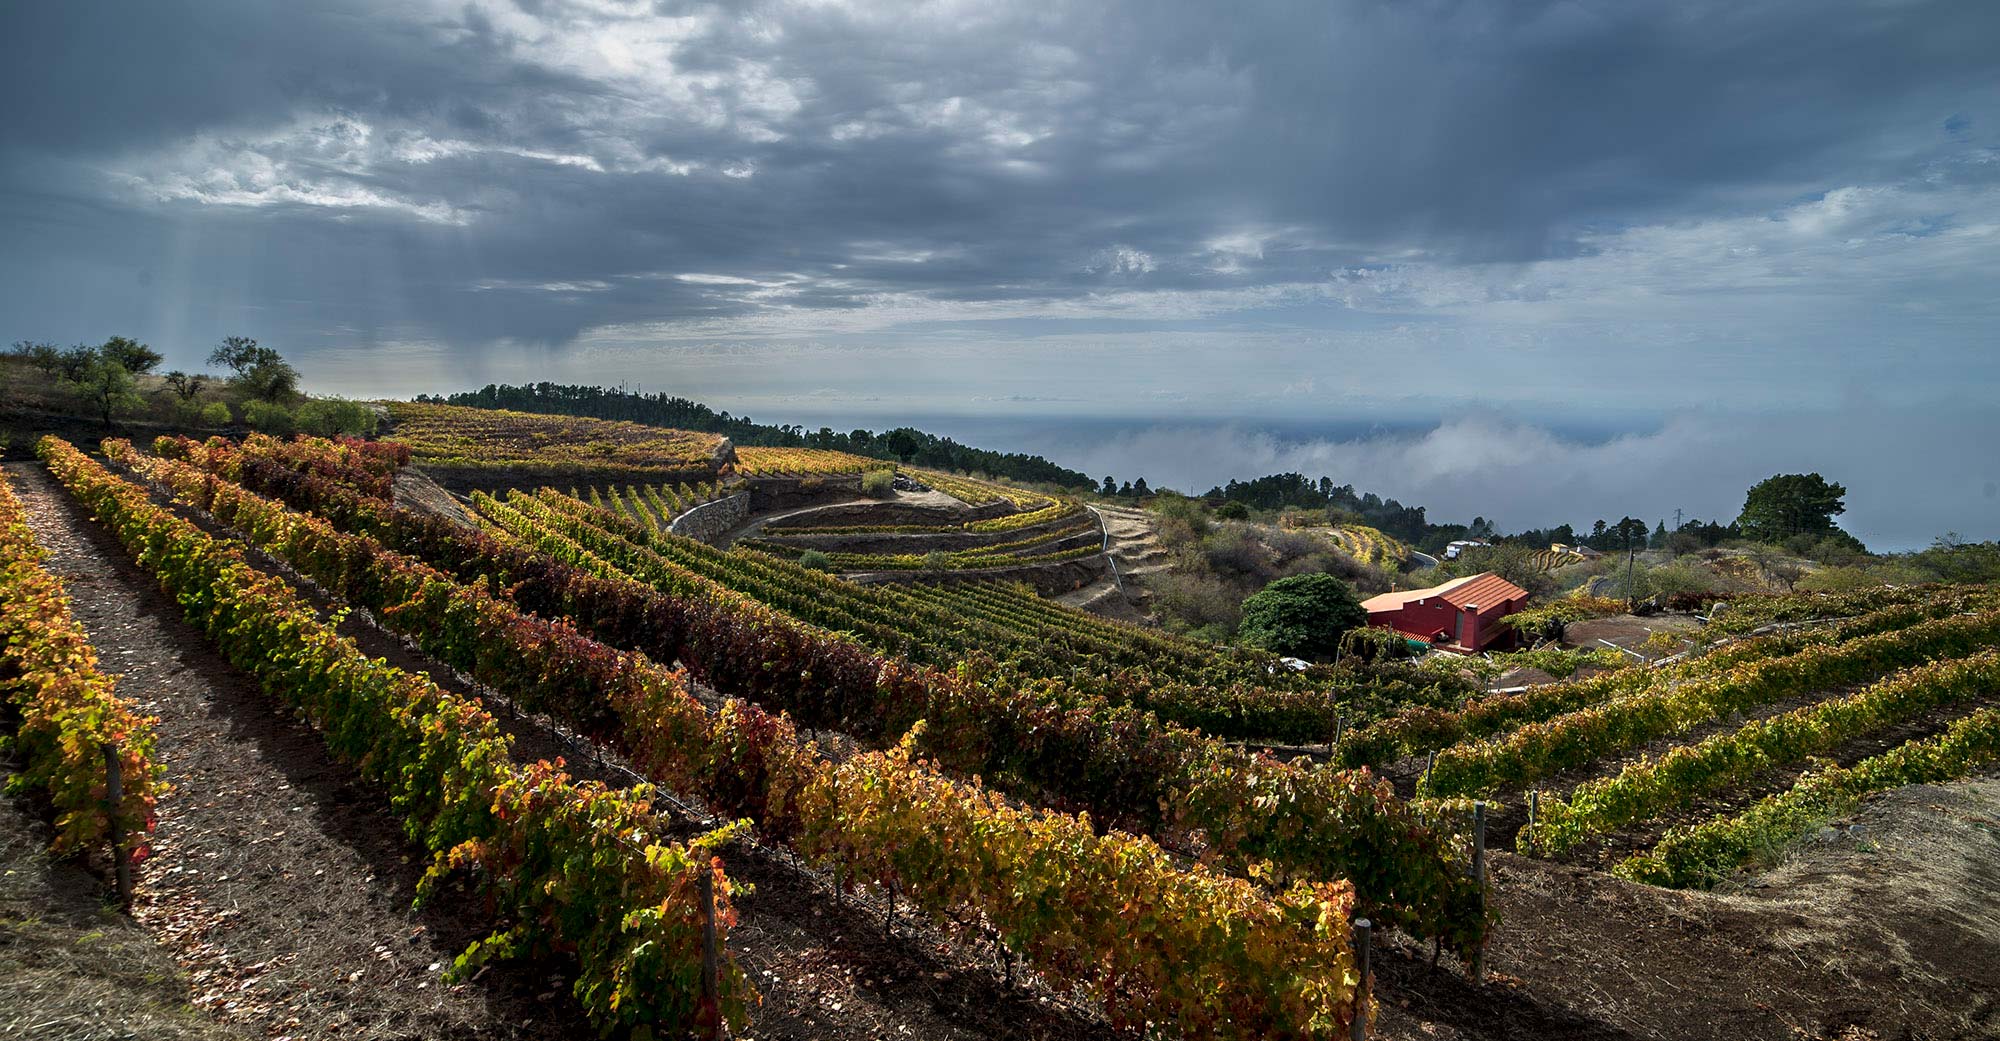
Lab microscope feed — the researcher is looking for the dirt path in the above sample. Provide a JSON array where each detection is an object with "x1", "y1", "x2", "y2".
[
  {"x1": 6, "y1": 460, "x2": 591, "y2": 1039},
  {"x1": 1089, "y1": 504, "x2": 1168, "y2": 576},
  {"x1": 0, "y1": 771, "x2": 251, "y2": 1041},
  {"x1": 3, "y1": 460, "x2": 587, "y2": 1039}
]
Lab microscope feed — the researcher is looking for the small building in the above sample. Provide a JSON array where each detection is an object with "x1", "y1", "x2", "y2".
[
  {"x1": 1442, "y1": 539, "x2": 1491, "y2": 561},
  {"x1": 1360, "y1": 572, "x2": 1531, "y2": 653}
]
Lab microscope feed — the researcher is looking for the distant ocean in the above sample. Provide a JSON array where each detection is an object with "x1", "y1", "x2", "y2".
[{"x1": 749, "y1": 407, "x2": 1993, "y2": 553}]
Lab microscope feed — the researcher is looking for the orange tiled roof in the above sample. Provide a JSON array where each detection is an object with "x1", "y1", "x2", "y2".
[
  {"x1": 1435, "y1": 572, "x2": 1528, "y2": 609},
  {"x1": 1361, "y1": 572, "x2": 1528, "y2": 614}
]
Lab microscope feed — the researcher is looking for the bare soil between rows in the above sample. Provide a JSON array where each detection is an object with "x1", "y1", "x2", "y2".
[{"x1": 4, "y1": 458, "x2": 585, "y2": 1040}]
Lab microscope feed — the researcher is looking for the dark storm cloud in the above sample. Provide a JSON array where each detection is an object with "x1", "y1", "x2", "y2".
[
  {"x1": 5, "y1": 0, "x2": 1996, "y2": 364},
  {"x1": 5, "y1": 1, "x2": 2000, "y2": 549}
]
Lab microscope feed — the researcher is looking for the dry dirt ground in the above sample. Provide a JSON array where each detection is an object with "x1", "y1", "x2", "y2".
[
  {"x1": 1565, "y1": 614, "x2": 1703, "y2": 657},
  {"x1": 1376, "y1": 775, "x2": 2000, "y2": 1041},
  {"x1": 0, "y1": 774, "x2": 249, "y2": 1041}
]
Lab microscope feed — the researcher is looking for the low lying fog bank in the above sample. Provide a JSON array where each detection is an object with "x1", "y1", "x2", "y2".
[{"x1": 1009, "y1": 408, "x2": 1998, "y2": 553}]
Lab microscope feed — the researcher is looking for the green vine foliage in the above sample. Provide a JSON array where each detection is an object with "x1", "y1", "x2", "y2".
[
  {"x1": 1529, "y1": 650, "x2": 2000, "y2": 857},
  {"x1": 50, "y1": 437, "x2": 749, "y2": 1037},
  {"x1": 1420, "y1": 609, "x2": 2000, "y2": 799},
  {"x1": 1617, "y1": 702, "x2": 2000, "y2": 888},
  {"x1": 153, "y1": 433, "x2": 1489, "y2": 962},
  {"x1": 1340, "y1": 590, "x2": 2000, "y2": 770},
  {"x1": 0, "y1": 472, "x2": 164, "y2": 864},
  {"x1": 125, "y1": 435, "x2": 1374, "y2": 1037}
]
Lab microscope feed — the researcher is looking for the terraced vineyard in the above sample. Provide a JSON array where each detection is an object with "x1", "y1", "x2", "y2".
[
  {"x1": 733, "y1": 446, "x2": 886, "y2": 476},
  {"x1": 1326, "y1": 585, "x2": 2000, "y2": 891},
  {"x1": 385, "y1": 400, "x2": 726, "y2": 483},
  {"x1": 1326, "y1": 524, "x2": 1410, "y2": 568},
  {"x1": 743, "y1": 465, "x2": 1101, "y2": 574},
  {"x1": 581, "y1": 480, "x2": 730, "y2": 529},
  {"x1": 904, "y1": 467, "x2": 1050, "y2": 508},
  {"x1": 477, "y1": 487, "x2": 1443, "y2": 739},
  {"x1": 1528, "y1": 547, "x2": 1587, "y2": 570},
  {"x1": 118, "y1": 431, "x2": 1519, "y2": 1038},
  {"x1": 8, "y1": 428, "x2": 1996, "y2": 1041}
]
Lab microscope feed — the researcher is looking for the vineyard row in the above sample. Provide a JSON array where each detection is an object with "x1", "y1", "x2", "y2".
[
  {"x1": 158, "y1": 433, "x2": 1488, "y2": 956},
  {"x1": 127, "y1": 437, "x2": 1371, "y2": 1037}
]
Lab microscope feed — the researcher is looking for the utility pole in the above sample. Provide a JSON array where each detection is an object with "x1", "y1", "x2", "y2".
[
  {"x1": 1674, "y1": 507, "x2": 1683, "y2": 531},
  {"x1": 1626, "y1": 526, "x2": 1637, "y2": 611}
]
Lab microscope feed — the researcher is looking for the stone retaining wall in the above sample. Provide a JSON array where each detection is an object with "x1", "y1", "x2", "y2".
[
  {"x1": 746, "y1": 475, "x2": 866, "y2": 512},
  {"x1": 669, "y1": 491, "x2": 752, "y2": 544}
]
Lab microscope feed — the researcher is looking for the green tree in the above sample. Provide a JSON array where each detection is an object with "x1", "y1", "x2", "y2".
[
  {"x1": 882, "y1": 428, "x2": 922, "y2": 462},
  {"x1": 11, "y1": 340, "x2": 62, "y2": 378},
  {"x1": 1737, "y1": 472, "x2": 1848, "y2": 544},
  {"x1": 1101, "y1": 475, "x2": 1118, "y2": 497},
  {"x1": 1236, "y1": 572, "x2": 1368, "y2": 661},
  {"x1": 98, "y1": 335, "x2": 163, "y2": 374},
  {"x1": 1450, "y1": 542, "x2": 1554, "y2": 595},
  {"x1": 209, "y1": 335, "x2": 278, "y2": 375},
  {"x1": 241, "y1": 355, "x2": 301, "y2": 402},
  {"x1": 163, "y1": 370, "x2": 207, "y2": 401},
  {"x1": 73, "y1": 357, "x2": 143, "y2": 426},
  {"x1": 57, "y1": 345, "x2": 97, "y2": 382}
]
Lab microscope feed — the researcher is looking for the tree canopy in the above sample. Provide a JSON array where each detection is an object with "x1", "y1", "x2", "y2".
[
  {"x1": 1737, "y1": 472, "x2": 1848, "y2": 543},
  {"x1": 98, "y1": 335, "x2": 162, "y2": 374},
  {"x1": 1236, "y1": 572, "x2": 1368, "y2": 661}
]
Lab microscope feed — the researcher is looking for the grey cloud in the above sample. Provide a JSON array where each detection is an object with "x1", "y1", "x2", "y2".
[
  {"x1": 8, "y1": 0, "x2": 1995, "y2": 354},
  {"x1": 2, "y1": 1, "x2": 1996, "y2": 540}
]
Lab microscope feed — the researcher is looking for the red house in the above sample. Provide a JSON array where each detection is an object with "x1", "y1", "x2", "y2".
[{"x1": 1360, "y1": 572, "x2": 1531, "y2": 653}]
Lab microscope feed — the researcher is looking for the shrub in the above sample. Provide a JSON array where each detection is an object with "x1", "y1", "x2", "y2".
[
  {"x1": 296, "y1": 397, "x2": 378, "y2": 438},
  {"x1": 1214, "y1": 501, "x2": 1249, "y2": 520},
  {"x1": 200, "y1": 400, "x2": 233, "y2": 427},
  {"x1": 1796, "y1": 565, "x2": 1879, "y2": 593},
  {"x1": 859, "y1": 469, "x2": 896, "y2": 499},
  {"x1": 797, "y1": 549, "x2": 834, "y2": 571},
  {"x1": 1203, "y1": 526, "x2": 1267, "y2": 577},
  {"x1": 1150, "y1": 492, "x2": 1211, "y2": 537},
  {"x1": 1237, "y1": 572, "x2": 1367, "y2": 661},
  {"x1": 1151, "y1": 572, "x2": 1243, "y2": 638},
  {"x1": 1339, "y1": 625, "x2": 1418, "y2": 664},
  {"x1": 240, "y1": 399, "x2": 295, "y2": 435},
  {"x1": 1643, "y1": 561, "x2": 1722, "y2": 598}
]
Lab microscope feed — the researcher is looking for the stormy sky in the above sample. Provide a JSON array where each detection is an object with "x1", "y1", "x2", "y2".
[{"x1": 3, "y1": 1, "x2": 1997, "y2": 547}]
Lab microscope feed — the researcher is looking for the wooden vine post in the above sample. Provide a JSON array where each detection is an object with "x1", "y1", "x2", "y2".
[
  {"x1": 1471, "y1": 801, "x2": 1487, "y2": 982},
  {"x1": 103, "y1": 742, "x2": 132, "y2": 906},
  {"x1": 698, "y1": 869, "x2": 721, "y2": 1039},
  {"x1": 1351, "y1": 917, "x2": 1373, "y2": 1041}
]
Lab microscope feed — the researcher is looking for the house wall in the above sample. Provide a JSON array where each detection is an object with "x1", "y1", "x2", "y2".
[
  {"x1": 1462, "y1": 597, "x2": 1528, "y2": 650},
  {"x1": 1372, "y1": 594, "x2": 1528, "y2": 650},
  {"x1": 1369, "y1": 597, "x2": 1458, "y2": 643}
]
